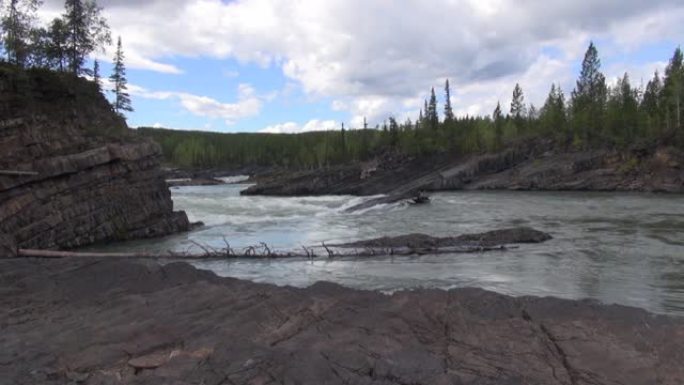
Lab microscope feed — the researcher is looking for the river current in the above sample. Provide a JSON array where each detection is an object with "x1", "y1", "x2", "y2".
[{"x1": 101, "y1": 181, "x2": 684, "y2": 316}]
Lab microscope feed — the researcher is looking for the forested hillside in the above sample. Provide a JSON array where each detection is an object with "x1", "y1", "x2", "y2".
[{"x1": 142, "y1": 44, "x2": 684, "y2": 170}]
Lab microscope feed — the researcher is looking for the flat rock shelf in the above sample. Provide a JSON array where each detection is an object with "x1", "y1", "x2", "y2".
[{"x1": 1, "y1": 258, "x2": 682, "y2": 385}]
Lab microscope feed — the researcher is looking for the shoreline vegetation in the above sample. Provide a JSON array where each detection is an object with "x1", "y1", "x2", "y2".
[{"x1": 141, "y1": 44, "x2": 684, "y2": 179}]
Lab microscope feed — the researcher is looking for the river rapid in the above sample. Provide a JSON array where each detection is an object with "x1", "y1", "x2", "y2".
[{"x1": 100, "y1": 182, "x2": 684, "y2": 316}]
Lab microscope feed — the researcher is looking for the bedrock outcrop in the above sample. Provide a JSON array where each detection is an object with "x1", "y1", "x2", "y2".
[
  {"x1": 0, "y1": 66, "x2": 189, "y2": 250},
  {"x1": 242, "y1": 141, "x2": 684, "y2": 202},
  {"x1": 1, "y1": 258, "x2": 682, "y2": 385}
]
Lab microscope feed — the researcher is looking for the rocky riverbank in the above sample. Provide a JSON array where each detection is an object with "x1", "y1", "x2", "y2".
[
  {"x1": 242, "y1": 141, "x2": 684, "y2": 201},
  {"x1": 0, "y1": 66, "x2": 189, "y2": 251},
  {"x1": 1, "y1": 258, "x2": 682, "y2": 385}
]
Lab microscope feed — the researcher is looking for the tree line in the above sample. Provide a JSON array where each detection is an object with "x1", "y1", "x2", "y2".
[
  {"x1": 142, "y1": 43, "x2": 684, "y2": 170},
  {"x1": 1, "y1": 0, "x2": 132, "y2": 115}
]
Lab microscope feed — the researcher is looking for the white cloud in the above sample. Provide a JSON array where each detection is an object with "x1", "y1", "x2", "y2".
[
  {"x1": 41, "y1": 0, "x2": 684, "y2": 128},
  {"x1": 261, "y1": 119, "x2": 339, "y2": 134},
  {"x1": 127, "y1": 83, "x2": 262, "y2": 125}
]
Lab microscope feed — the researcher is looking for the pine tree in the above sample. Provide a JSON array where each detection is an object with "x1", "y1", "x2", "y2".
[
  {"x1": 444, "y1": 79, "x2": 454, "y2": 123},
  {"x1": 1, "y1": 0, "x2": 43, "y2": 67},
  {"x1": 109, "y1": 36, "x2": 133, "y2": 115},
  {"x1": 63, "y1": 0, "x2": 110, "y2": 75},
  {"x1": 572, "y1": 42, "x2": 607, "y2": 145}
]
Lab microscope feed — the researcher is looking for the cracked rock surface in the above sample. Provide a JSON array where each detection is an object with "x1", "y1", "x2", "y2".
[
  {"x1": 0, "y1": 260, "x2": 684, "y2": 385},
  {"x1": 1, "y1": 258, "x2": 682, "y2": 385}
]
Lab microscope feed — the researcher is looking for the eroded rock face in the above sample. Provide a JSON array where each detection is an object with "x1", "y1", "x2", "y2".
[
  {"x1": 1, "y1": 259, "x2": 682, "y2": 385},
  {"x1": 0, "y1": 66, "x2": 189, "y2": 249}
]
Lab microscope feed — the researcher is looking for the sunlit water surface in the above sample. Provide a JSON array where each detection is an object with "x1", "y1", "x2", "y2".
[{"x1": 98, "y1": 182, "x2": 684, "y2": 316}]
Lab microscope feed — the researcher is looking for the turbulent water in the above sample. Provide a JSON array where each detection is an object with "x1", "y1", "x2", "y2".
[{"x1": 101, "y1": 182, "x2": 684, "y2": 316}]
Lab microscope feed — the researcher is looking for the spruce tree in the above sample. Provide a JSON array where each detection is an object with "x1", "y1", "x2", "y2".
[
  {"x1": 428, "y1": 87, "x2": 438, "y2": 130},
  {"x1": 444, "y1": 79, "x2": 454, "y2": 123},
  {"x1": 109, "y1": 36, "x2": 133, "y2": 115},
  {"x1": 92, "y1": 58, "x2": 101, "y2": 90},
  {"x1": 63, "y1": 0, "x2": 110, "y2": 75},
  {"x1": 572, "y1": 42, "x2": 607, "y2": 145}
]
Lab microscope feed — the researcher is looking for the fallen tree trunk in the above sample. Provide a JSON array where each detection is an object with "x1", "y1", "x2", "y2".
[
  {"x1": 17, "y1": 245, "x2": 510, "y2": 260},
  {"x1": 15, "y1": 227, "x2": 551, "y2": 260}
]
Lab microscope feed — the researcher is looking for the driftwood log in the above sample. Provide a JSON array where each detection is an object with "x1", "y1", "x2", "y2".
[{"x1": 17, "y1": 245, "x2": 511, "y2": 260}]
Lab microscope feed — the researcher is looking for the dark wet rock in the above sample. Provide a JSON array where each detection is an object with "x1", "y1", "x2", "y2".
[
  {"x1": 166, "y1": 177, "x2": 224, "y2": 187},
  {"x1": 455, "y1": 226, "x2": 553, "y2": 246},
  {"x1": 242, "y1": 152, "x2": 453, "y2": 197},
  {"x1": 0, "y1": 233, "x2": 16, "y2": 258},
  {"x1": 189, "y1": 221, "x2": 205, "y2": 230},
  {"x1": 334, "y1": 227, "x2": 552, "y2": 249},
  {"x1": 0, "y1": 66, "x2": 189, "y2": 250},
  {"x1": 1, "y1": 258, "x2": 682, "y2": 385}
]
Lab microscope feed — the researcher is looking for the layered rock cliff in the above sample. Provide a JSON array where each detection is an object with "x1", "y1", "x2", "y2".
[
  {"x1": 0, "y1": 65, "x2": 189, "y2": 251},
  {"x1": 243, "y1": 140, "x2": 684, "y2": 202}
]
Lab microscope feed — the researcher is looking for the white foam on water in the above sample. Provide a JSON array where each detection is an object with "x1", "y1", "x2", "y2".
[{"x1": 218, "y1": 175, "x2": 250, "y2": 184}]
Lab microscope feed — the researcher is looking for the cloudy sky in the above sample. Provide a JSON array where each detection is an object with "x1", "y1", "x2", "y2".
[{"x1": 40, "y1": 0, "x2": 684, "y2": 133}]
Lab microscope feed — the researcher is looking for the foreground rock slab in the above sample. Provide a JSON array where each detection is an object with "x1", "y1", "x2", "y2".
[{"x1": 1, "y1": 259, "x2": 682, "y2": 385}]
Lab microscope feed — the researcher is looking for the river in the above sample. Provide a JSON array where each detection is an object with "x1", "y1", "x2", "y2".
[{"x1": 101, "y1": 182, "x2": 684, "y2": 316}]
